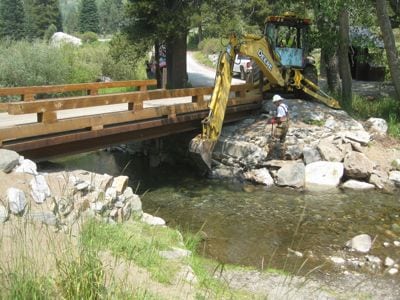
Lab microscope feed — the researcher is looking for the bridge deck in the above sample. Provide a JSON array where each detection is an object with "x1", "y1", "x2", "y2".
[{"x1": 0, "y1": 80, "x2": 262, "y2": 159}]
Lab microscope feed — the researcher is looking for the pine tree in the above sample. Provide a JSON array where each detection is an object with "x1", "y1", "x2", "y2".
[
  {"x1": 98, "y1": 0, "x2": 124, "y2": 34},
  {"x1": 0, "y1": 0, "x2": 25, "y2": 40},
  {"x1": 79, "y1": 0, "x2": 100, "y2": 33},
  {"x1": 25, "y1": 0, "x2": 63, "y2": 39}
]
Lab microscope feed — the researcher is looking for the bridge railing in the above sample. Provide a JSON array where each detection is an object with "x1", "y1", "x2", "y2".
[{"x1": 0, "y1": 80, "x2": 259, "y2": 148}]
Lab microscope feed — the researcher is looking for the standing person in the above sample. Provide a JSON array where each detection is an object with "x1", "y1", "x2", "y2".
[{"x1": 268, "y1": 94, "x2": 289, "y2": 143}]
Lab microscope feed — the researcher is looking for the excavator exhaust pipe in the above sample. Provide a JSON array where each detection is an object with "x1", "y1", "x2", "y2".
[{"x1": 189, "y1": 134, "x2": 217, "y2": 171}]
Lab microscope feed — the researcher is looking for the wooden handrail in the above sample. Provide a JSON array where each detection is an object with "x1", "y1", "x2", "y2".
[
  {"x1": 4, "y1": 84, "x2": 252, "y2": 115},
  {"x1": 0, "y1": 79, "x2": 157, "y2": 99}
]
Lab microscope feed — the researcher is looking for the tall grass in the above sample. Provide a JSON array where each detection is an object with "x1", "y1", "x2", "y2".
[{"x1": 349, "y1": 94, "x2": 400, "y2": 137}]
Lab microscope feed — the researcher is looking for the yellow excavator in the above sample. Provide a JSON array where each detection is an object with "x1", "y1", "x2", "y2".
[{"x1": 189, "y1": 12, "x2": 341, "y2": 169}]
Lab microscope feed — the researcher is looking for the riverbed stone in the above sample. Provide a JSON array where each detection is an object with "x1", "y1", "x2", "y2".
[
  {"x1": 342, "y1": 180, "x2": 375, "y2": 190},
  {"x1": 317, "y1": 139, "x2": 344, "y2": 162},
  {"x1": 391, "y1": 159, "x2": 400, "y2": 171},
  {"x1": 342, "y1": 130, "x2": 371, "y2": 145},
  {"x1": 346, "y1": 234, "x2": 372, "y2": 253},
  {"x1": 243, "y1": 168, "x2": 274, "y2": 186},
  {"x1": 344, "y1": 152, "x2": 375, "y2": 179},
  {"x1": 159, "y1": 247, "x2": 192, "y2": 260},
  {"x1": 276, "y1": 162, "x2": 305, "y2": 188},
  {"x1": 0, "y1": 149, "x2": 19, "y2": 173},
  {"x1": 0, "y1": 205, "x2": 8, "y2": 223},
  {"x1": 112, "y1": 176, "x2": 129, "y2": 194},
  {"x1": 123, "y1": 187, "x2": 142, "y2": 217},
  {"x1": 141, "y1": 213, "x2": 166, "y2": 226},
  {"x1": 30, "y1": 175, "x2": 51, "y2": 203},
  {"x1": 305, "y1": 161, "x2": 344, "y2": 188},
  {"x1": 7, "y1": 187, "x2": 27, "y2": 215},
  {"x1": 14, "y1": 157, "x2": 38, "y2": 175},
  {"x1": 365, "y1": 117, "x2": 388, "y2": 135},
  {"x1": 210, "y1": 164, "x2": 242, "y2": 179},
  {"x1": 303, "y1": 146, "x2": 321, "y2": 165},
  {"x1": 25, "y1": 211, "x2": 58, "y2": 226},
  {"x1": 388, "y1": 171, "x2": 400, "y2": 186}
]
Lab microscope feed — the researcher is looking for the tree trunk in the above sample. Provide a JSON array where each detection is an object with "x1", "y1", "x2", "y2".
[
  {"x1": 323, "y1": 50, "x2": 340, "y2": 94},
  {"x1": 155, "y1": 40, "x2": 162, "y2": 89},
  {"x1": 166, "y1": 33, "x2": 188, "y2": 89},
  {"x1": 338, "y1": 8, "x2": 352, "y2": 107},
  {"x1": 376, "y1": 0, "x2": 400, "y2": 99}
]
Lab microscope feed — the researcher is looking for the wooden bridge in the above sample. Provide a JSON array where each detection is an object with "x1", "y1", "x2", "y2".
[{"x1": 0, "y1": 80, "x2": 262, "y2": 159}]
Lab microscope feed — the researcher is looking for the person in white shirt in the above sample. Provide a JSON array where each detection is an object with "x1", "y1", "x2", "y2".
[{"x1": 268, "y1": 94, "x2": 289, "y2": 143}]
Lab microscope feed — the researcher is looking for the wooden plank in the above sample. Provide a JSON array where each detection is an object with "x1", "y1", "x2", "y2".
[
  {"x1": 0, "y1": 103, "x2": 8, "y2": 111},
  {"x1": 0, "y1": 94, "x2": 261, "y2": 142},
  {"x1": 6, "y1": 84, "x2": 252, "y2": 115},
  {"x1": 37, "y1": 112, "x2": 58, "y2": 124},
  {"x1": 0, "y1": 80, "x2": 157, "y2": 96}
]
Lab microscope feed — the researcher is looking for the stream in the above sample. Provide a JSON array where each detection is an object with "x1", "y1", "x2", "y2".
[{"x1": 45, "y1": 149, "x2": 400, "y2": 279}]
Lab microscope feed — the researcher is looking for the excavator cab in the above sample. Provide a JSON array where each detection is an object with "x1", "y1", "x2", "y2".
[
  {"x1": 263, "y1": 12, "x2": 319, "y2": 91},
  {"x1": 264, "y1": 13, "x2": 312, "y2": 69}
]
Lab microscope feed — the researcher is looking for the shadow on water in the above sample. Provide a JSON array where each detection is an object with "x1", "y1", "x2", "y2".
[{"x1": 44, "y1": 150, "x2": 400, "y2": 278}]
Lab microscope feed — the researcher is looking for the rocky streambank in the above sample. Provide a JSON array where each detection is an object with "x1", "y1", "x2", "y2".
[
  {"x1": 0, "y1": 149, "x2": 167, "y2": 228},
  {"x1": 211, "y1": 98, "x2": 400, "y2": 193}
]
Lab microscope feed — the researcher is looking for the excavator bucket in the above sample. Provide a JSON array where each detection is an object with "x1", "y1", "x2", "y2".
[{"x1": 189, "y1": 134, "x2": 216, "y2": 171}]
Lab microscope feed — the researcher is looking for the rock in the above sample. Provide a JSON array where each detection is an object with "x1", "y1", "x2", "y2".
[
  {"x1": 287, "y1": 248, "x2": 303, "y2": 257},
  {"x1": 123, "y1": 187, "x2": 143, "y2": 217},
  {"x1": 105, "y1": 187, "x2": 117, "y2": 202},
  {"x1": 112, "y1": 176, "x2": 129, "y2": 194},
  {"x1": 25, "y1": 211, "x2": 58, "y2": 226},
  {"x1": 369, "y1": 170, "x2": 392, "y2": 190},
  {"x1": 141, "y1": 213, "x2": 166, "y2": 226},
  {"x1": 344, "y1": 152, "x2": 375, "y2": 179},
  {"x1": 365, "y1": 255, "x2": 381, "y2": 265},
  {"x1": 210, "y1": 165, "x2": 242, "y2": 179},
  {"x1": 365, "y1": 118, "x2": 388, "y2": 135},
  {"x1": 346, "y1": 234, "x2": 372, "y2": 253},
  {"x1": 389, "y1": 171, "x2": 400, "y2": 186},
  {"x1": 391, "y1": 159, "x2": 400, "y2": 171},
  {"x1": 305, "y1": 161, "x2": 344, "y2": 189},
  {"x1": 0, "y1": 149, "x2": 20, "y2": 173},
  {"x1": 14, "y1": 157, "x2": 38, "y2": 175},
  {"x1": 276, "y1": 163, "x2": 305, "y2": 188},
  {"x1": 303, "y1": 146, "x2": 321, "y2": 165},
  {"x1": 318, "y1": 139, "x2": 344, "y2": 162},
  {"x1": 385, "y1": 257, "x2": 395, "y2": 267},
  {"x1": 75, "y1": 181, "x2": 90, "y2": 191},
  {"x1": 388, "y1": 268, "x2": 398, "y2": 275},
  {"x1": 7, "y1": 187, "x2": 27, "y2": 215},
  {"x1": 50, "y1": 32, "x2": 82, "y2": 46},
  {"x1": 394, "y1": 241, "x2": 400, "y2": 247},
  {"x1": 243, "y1": 168, "x2": 274, "y2": 186},
  {"x1": 159, "y1": 247, "x2": 192, "y2": 260},
  {"x1": 0, "y1": 205, "x2": 9, "y2": 223},
  {"x1": 342, "y1": 180, "x2": 375, "y2": 190},
  {"x1": 283, "y1": 144, "x2": 303, "y2": 160},
  {"x1": 177, "y1": 265, "x2": 197, "y2": 284},
  {"x1": 342, "y1": 130, "x2": 371, "y2": 145},
  {"x1": 330, "y1": 256, "x2": 346, "y2": 264},
  {"x1": 30, "y1": 175, "x2": 51, "y2": 203}
]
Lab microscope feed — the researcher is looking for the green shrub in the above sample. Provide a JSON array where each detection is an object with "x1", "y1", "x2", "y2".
[
  {"x1": 198, "y1": 38, "x2": 225, "y2": 55},
  {"x1": 44, "y1": 24, "x2": 58, "y2": 42},
  {"x1": 79, "y1": 31, "x2": 99, "y2": 44}
]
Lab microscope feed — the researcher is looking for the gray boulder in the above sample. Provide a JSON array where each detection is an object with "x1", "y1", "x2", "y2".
[
  {"x1": 0, "y1": 149, "x2": 20, "y2": 173},
  {"x1": 317, "y1": 139, "x2": 344, "y2": 162},
  {"x1": 51, "y1": 32, "x2": 82, "y2": 46},
  {"x1": 389, "y1": 171, "x2": 400, "y2": 186},
  {"x1": 342, "y1": 180, "x2": 375, "y2": 190},
  {"x1": 305, "y1": 161, "x2": 344, "y2": 189},
  {"x1": 365, "y1": 117, "x2": 388, "y2": 135},
  {"x1": 342, "y1": 130, "x2": 371, "y2": 145},
  {"x1": 0, "y1": 205, "x2": 8, "y2": 223},
  {"x1": 243, "y1": 168, "x2": 274, "y2": 186},
  {"x1": 30, "y1": 175, "x2": 51, "y2": 203},
  {"x1": 276, "y1": 163, "x2": 305, "y2": 188},
  {"x1": 344, "y1": 152, "x2": 375, "y2": 179},
  {"x1": 302, "y1": 146, "x2": 321, "y2": 165},
  {"x1": 7, "y1": 187, "x2": 27, "y2": 215},
  {"x1": 346, "y1": 234, "x2": 372, "y2": 253}
]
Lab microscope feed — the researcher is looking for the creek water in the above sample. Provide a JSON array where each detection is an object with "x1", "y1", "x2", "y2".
[{"x1": 47, "y1": 150, "x2": 400, "y2": 277}]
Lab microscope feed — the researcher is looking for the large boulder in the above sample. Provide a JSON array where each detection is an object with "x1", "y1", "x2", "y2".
[
  {"x1": 0, "y1": 149, "x2": 20, "y2": 173},
  {"x1": 344, "y1": 152, "x2": 375, "y2": 179},
  {"x1": 243, "y1": 168, "x2": 274, "y2": 186},
  {"x1": 50, "y1": 32, "x2": 82, "y2": 47},
  {"x1": 302, "y1": 146, "x2": 322, "y2": 165},
  {"x1": 365, "y1": 118, "x2": 388, "y2": 135},
  {"x1": 342, "y1": 130, "x2": 371, "y2": 145},
  {"x1": 317, "y1": 139, "x2": 344, "y2": 162},
  {"x1": 276, "y1": 162, "x2": 305, "y2": 188},
  {"x1": 305, "y1": 161, "x2": 344, "y2": 189}
]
